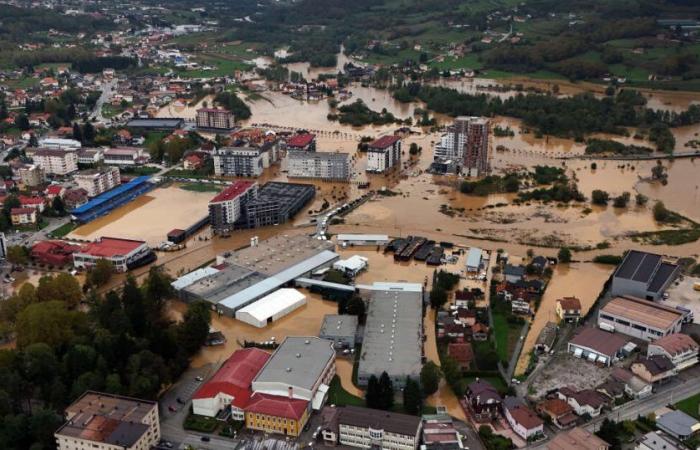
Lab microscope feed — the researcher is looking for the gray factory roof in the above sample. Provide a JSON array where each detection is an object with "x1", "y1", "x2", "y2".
[
  {"x1": 614, "y1": 250, "x2": 678, "y2": 292},
  {"x1": 254, "y1": 336, "x2": 335, "y2": 391},
  {"x1": 358, "y1": 283, "x2": 423, "y2": 381},
  {"x1": 126, "y1": 118, "x2": 183, "y2": 128},
  {"x1": 320, "y1": 314, "x2": 359, "y2": 338}
]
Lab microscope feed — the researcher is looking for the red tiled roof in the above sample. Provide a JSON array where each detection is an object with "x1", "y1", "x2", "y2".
[
  {"x1": 46, "y1": 185, "x2": 64, "y2": 195},
  {"x1": 508, "y1": 405, "x2": 543, "y2": 430},
  {"x1": 19, "y1": 195, "x2": 44, "y2": 205},
  {"x1": 210, "y1": 181, "x2": 255, "y2": 204},
  {"x1": 369, "y1": 135, "x2": 400, "y2": 149},
  {"x1": 11, "y1": 207, "x2": 35, "y2": 215},
  {"x1": 286, "y1": 133, "x2": 315, "y2": 148},
  {"x1": 192, "y1": 348, "x2": 270, "y2": 409},
  {"x1": 650, "y1": 333, "x2": 699, "y2": 356},
  {"x1": 245, "y1": 393, "x2": 308, "y2": 420},
  {"x1": 78, "y1": 237, "x2": 146, "y2": 258},
  {"x1": 448, "y1": 343, "x2": 474, "y2": 364},
  {"x1": 558, "y1": 297, "x2": 582, "y2": 311},
  {"x1": 539, "y1": 398, "x2": 573, "y2": 416}
]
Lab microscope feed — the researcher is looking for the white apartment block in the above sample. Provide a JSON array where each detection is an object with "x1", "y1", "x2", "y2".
[
  {"x1": 74, "y1": 167, "x2": 121, "y2": 197},
  {"x1": 33, "y1": 148, "x2": 78, "y2": 175},
  {"x1": 287, "y1": 151, "x2": 350, "y2": 181},
  {"x1": 196, "y1": 108, "x2": 235, "y2": 130},
  {"x1": 366, "y1": 136, "x2": 401, "y2": 173},
  {"x1": 213, "y1": 147, "x2": 266, "y2": 177}
]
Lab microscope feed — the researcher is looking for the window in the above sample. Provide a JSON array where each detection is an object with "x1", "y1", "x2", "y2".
[{"x1": 600, "y1": 314, "x2": 614, "y2": 321}]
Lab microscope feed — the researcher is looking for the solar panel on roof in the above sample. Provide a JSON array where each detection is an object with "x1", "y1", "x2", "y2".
[
  {"x1": 648, "y1": 263, "x2": 676, "y2": 293},
  {"x1": 616, "y1": 250, "x2": 644, "y2": 279},
  {"x1": 632, "y1": 253, "x2": 662, "y2": 282}
]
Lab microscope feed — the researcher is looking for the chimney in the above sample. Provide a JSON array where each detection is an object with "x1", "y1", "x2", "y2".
[{"x1": 288, "y1": 386, "x2": 293, "y2": 399}]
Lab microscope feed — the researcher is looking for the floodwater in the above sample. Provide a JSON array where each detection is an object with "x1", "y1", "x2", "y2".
[
  {"x1": 69, "y1": 185, "x2": 213, "y2": 246},
  {"x1": 513, "y1": 263, "x2": 614, "y2": 376},
  {"x1": 636, "y1": 158, "x2": 700, "y2": 223},
  {"x1": 157, "y1": 95, "x2": 214, "y2": 120}
]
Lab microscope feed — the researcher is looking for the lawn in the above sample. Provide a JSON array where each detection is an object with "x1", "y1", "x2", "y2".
[
  {"x1": 327, "y1": 375, "x2": 365, "y2": 407},
  {"x1": 183, "y1": 413, "x2": 219, "y2": 433},
  {"x1": 49, "y1": 222, "x2": 77, "y2": 238},
  {"x1": 480, "y1": 68, "x2": 566, "y2": 81},
  {"x1": 491, "y1": 308, "x2": 523, "y2": 364},
  {"x1": 175, "y1": 53, "x2": 253, "y2": 78},
  {"x1": 463, "y1": 375, "x2": 508, "y2": 393},
  {"x1": 675, "y1": 393, "x2": 700, "y2": 419},
  {"x1": 179, "y1": 183, "x2": 221, "y2": 193},
  {"x1": 431, "y1": 54, "x2": 484, "y2": 71}
]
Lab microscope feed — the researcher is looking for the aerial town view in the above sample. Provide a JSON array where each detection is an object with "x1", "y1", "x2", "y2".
[{"x1": 3, "y1": 0, "x2": 700, "y2": 449}]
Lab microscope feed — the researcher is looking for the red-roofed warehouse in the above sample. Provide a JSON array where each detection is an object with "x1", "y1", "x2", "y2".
[{"x1": 73, "y1": 237, "x2": 154, "y2": 272}]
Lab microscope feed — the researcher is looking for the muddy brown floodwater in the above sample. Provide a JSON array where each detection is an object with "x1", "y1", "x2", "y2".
[{"x1": 514, "y1": 263, "x2": 614, "y2": 376}]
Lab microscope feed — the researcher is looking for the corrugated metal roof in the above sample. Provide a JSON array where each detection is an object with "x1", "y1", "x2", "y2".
[
  {"x1": 235, "y1": 288, "x2": 306, "y2": 322},
  {"x1": 71, "y1": 176, "x2": 152, "y2": 214},
  {"x1": 466, "y1": 247, "x2": 482, "y2": 268},
  {"x1": 218, "y1": 250, "x2": 338, "y2": 311},
  {"x1": 336, "y1": 234, "x2": 389, "y2": 242},
  {"x1": 171, "y1": 267, "x2": 220, "y2": 290}
]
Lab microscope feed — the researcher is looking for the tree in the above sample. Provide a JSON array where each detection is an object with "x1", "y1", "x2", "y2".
[
  {"x1": 177, "y1": 301, "x2": 211, "y2": 356},
  {"x1": 6, "y1": 245, "x2": 28, "y2": 265},
  {"x1": 612, "y1": 192, "x2": 630, "y2": 208},
  {"x1": 651, "y1": 161, "x2": 667, "y2": 181},
  {"x1": 420, "y1": 361, "x2": 442, "y2": 395},
  {"x1": 635, "y1": 193, "x2": 648, "y2": 206},
  {"x1": 16, "y1": 114, "x2": 30, "y2": 131},
  {"x1": 402, "y1": 377, "x2": 422, "y2": 415},
  {"x1": 72, "y1": 123, "x2": 83, "y2": 142},
  {"x1": 88, "y1": 259, "x2": 113, "y2": 287},
  {"x1": 595, "y1": 418, "x2": 622, "y2": 450},
  {"x1": 558, "y1": 247, "x2": 572, "y2": 263},
  {"x1": 591, "y1": 189, "x2": 609, "y2": 205},
  {"x1": 345, "y1": 296, "x2": 366, "y2": 321},
  {"x1": 430, "y1": 287, "x2": 447, "y2": 309},
  {"x1": 82, "y1": 121, "x2": 95, "y2": 143},
  {"x1": 15, "y1": 301, "x2": 87, "y2": 349},
  {"x1": 52, "y1": 196, "x2": 66, "y2": 216},
  {"x1": 365, "y1": 375, "x2": 379, "y2": 409},
  {"x1": 377, "y1": 371, "x2": 394, "y2": 410},
  {"x1": 653, "y1": 201, "x2": 672, "y2": 222},
  {"x1": 441, "y1": 356, "x2": 463, "y2": 394}
]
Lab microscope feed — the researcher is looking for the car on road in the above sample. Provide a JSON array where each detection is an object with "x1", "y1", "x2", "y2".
[
  {"x1": 195, "y1": 376, "x2": 204, "y2": 381},
  {"x1": 168, "y1": 405, "x2": 177, "y2": 412},
  {"x1": 201, "y1": 436, "x2": 210, "y2": 442},
  {"x1": 176, "y1": 397, "x2": 185, "y2": 404}
]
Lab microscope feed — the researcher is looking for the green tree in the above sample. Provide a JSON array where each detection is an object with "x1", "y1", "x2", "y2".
[
  {"x1": 441, "y1": 356, "x2": 462, "y2": 394},
  {"x1": 378, "y1": 371, "x2": 394, "y2": 410},
  {"x1": 6, "y1": 245, "x2": 28, "y2": 265},
  {"x1": 345, "y1": 296, "x2": 366, "y2": 321},
  {"x1": 420, "y1": 361, "x2": 442, "y2": 395},
  {"x1": 430, "y1": 287, "x2": 447, "y2": 309},
  {"x1": 635, "y1": 193, "x2": 648, "y2": 206},
  {"x1": 402, "y1": 376, "x2": 422, "y2": 415},
  {"x1": 15, "y1": 301, "x2": 87, "y2": 349},
  {"x1": 366, "y1": 374, "x2": 379, "y2": 409},
  {"x1": 52, "y1": 196, "x2": 66, "y2": 216},
  {"x1": 88, "y1": 259, "x2": 113, "y2": 287},
  {"x1": 653, "y1": 201, "x2": 672, "y2": 222},
  {"x1": 177, "y1": 301, "x2": 211, "y2": 355},
  {"x1": 595, "y1": 418, "x2": 622, "y2": 450},
  {"x1": 72, "y1": 123, "x2": 83, "y2": 142},
  {"x1": 591, "y1": 189, "x2": 609, "y2": 205},
  {"x1": 558, "y1": 247, "x2": 572, "y2": 263}
]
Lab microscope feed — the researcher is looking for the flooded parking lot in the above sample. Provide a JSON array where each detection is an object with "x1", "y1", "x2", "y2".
[{"x1": 69, "y1": 185, "x2": 213, "y2": 245}]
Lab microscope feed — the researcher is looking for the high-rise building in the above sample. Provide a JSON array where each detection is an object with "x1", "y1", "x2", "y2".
[
  {"x1": 366, "y1": 135, "x2": 401, "y2": 173},
  {"x1": 196, "y1": 108, "x2": 236, "y2": 130},
  {"x1": 208, "y1": 181, "x2": 258, "y2": 234},
  {"x1": 32, "y1": 148, "x2": 78, "y2": 175},
  {"x1": 433, "y1": 116, "x2": 490, "y2": 176},
  {"x1": 213, "y1": 147, "x2": 266, "y2": 177},
  {"x1": 287, "y1": 151, "x2": 350, "y2": 181}
]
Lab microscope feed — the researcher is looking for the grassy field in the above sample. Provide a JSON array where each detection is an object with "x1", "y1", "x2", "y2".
[
  {"x1": 431, "y1": 54, "x2": 484, "y2": 70},
  {"x1": 675, "y1": 393, "x2": 700, "y2": 419},
  {"x1": 175, "y1": 53, "x2": 253, "y2": 78},
  {"x1": 179, "y1": 183, "x2": 221, "y2": 193},
  {"x1": 49, "y1": 222, "x2": 77, "y2": 238},
  {"x1": 463, "y1": 375, "x2": 508, "y2": 392},
  {"x1": 327, "y1": 375, "x2": 365, "y2": 407},
  {"x1": 491, "y1": 309, "x2": 522, "y2": 363}
]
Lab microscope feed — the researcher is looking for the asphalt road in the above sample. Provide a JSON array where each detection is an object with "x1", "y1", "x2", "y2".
[{"x1": 90, "y1": 79, "x2": 117, "y2": 123}]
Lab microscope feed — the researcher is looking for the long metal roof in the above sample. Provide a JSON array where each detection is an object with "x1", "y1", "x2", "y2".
[
  {"x1": 71, "y1": 176, "x2": 152, "y2": 214},
  {"x1": 218, "y1": 250, "x2": 338, "y2": 311}
]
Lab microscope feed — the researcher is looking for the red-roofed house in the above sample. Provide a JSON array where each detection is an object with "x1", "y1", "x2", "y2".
[
  {"x1": 45, "y1": 184, "x2": 66, "y2": 200},
  {"x1": 448, "y1": 342, "x2": 474, "y2": 371},
  {"x1": 11, "y1": 207, "x2": 37, "y2": 226},
  {"x1": 648, "y1": 333, "x2": 699, "y2": 371},
  {"x1": 286, "y1": 133, "x2": 316, "y2": 152},
  {"x1": 367, "y1": 135, "x2": 401, "y2": 173},
  {"x1": 73, "y1": 237, "x2": 153, "y2": 272},
  {"x1": 183, "y1": 154, "x2": 204, "y2": 170},
  {"x1": 503, "y1": 397, "x2": 544, "y2": 441},
  {"x1": 192, "y1": 348, "x2": 270, "y2": 420},
  {"x1": 19, "y1": 195, "x2": 46, "y2": 213},
  {"x1": 209, "y1": 181, "x2": 258, "y2": 234},
  {"x1": 245, "y1": 393, "x2": 310, "y2": 436},
  {"x1": 31, "y1": 240, "x2": 81, "y2": 266}
]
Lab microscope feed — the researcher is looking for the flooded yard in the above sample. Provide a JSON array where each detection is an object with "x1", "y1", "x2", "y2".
[
  {"x1": 69, "y1": 185, "x2": 213, "y2": 246},
  {"x1": 514, "y1": 262, "x2": 614, "y2": 376}
]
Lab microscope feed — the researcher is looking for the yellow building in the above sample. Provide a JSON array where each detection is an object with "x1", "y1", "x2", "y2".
[{"x1": 244, "y1": 393, "x2": 310, "y2": 437}]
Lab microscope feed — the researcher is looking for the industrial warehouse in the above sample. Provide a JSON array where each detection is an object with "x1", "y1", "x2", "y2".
[
  {"x1": 70, "y1": 176, "x2": 156, "y2": 223},
  {"x1": 356, "y1": 282, "x2": 424, "y2": 389},
  {"x1": 172, "y1": 235, "x2": 339, "y2": 316}
]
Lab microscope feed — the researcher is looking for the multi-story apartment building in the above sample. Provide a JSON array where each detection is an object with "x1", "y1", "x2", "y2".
[
  {"x1": 287, "y1": 151, "x2": 350, "y2": 181},
  {"x1": 18, "y1": 164, "x2": 45, "y2": 187},
  {"x1": 213, "y1": 147, "x2": 266, "y2": 177},
  {"x1": 54, "y1": 391, "x2": 160, "y2": 450},
  {"x1": 433, "y1": 116, "x2": 490, "y2": 176},
  {"x1": 647, "y1": 333, "x2": 699, "y2": 371},
  {"x1": 77, "y1": 148, "x2": 104, "y2": 165},
  {"x1": 196, "y1": 108, "x2": 235, "y2": 130},
  {"x1": 321, "y1": 406, "x2": 421, "y2": 450},
  {"x1": 208, "y1": 181, "x2": 258, "y2": 234},
  {"x1": 74, "y1": 167, "x2": 121, "y2": 197},
  {"x1": 33, "y1": 148, "x2": 78, "y2": 175},
  {"x1": 366, "y1": 135, "x2": 401, "y2": 173}
]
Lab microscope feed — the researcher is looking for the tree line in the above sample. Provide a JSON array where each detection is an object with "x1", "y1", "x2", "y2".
[{"x1": 0, "y1": 268, "x2": 211, "y2": 449}]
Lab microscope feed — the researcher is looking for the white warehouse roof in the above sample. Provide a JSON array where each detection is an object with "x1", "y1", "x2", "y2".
[
  {"x1": 337, "y1": 234, "x2": 389, "y2": 242},
  {"x1": 235, "y1": 288, "x2": 306, "y2": 324},
  {"x1": 171, "y1": 267, "x2": 220, "y2": 290},
  {"x1": 333, "y1": 255, "x2": 368, "y2": 272}
]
